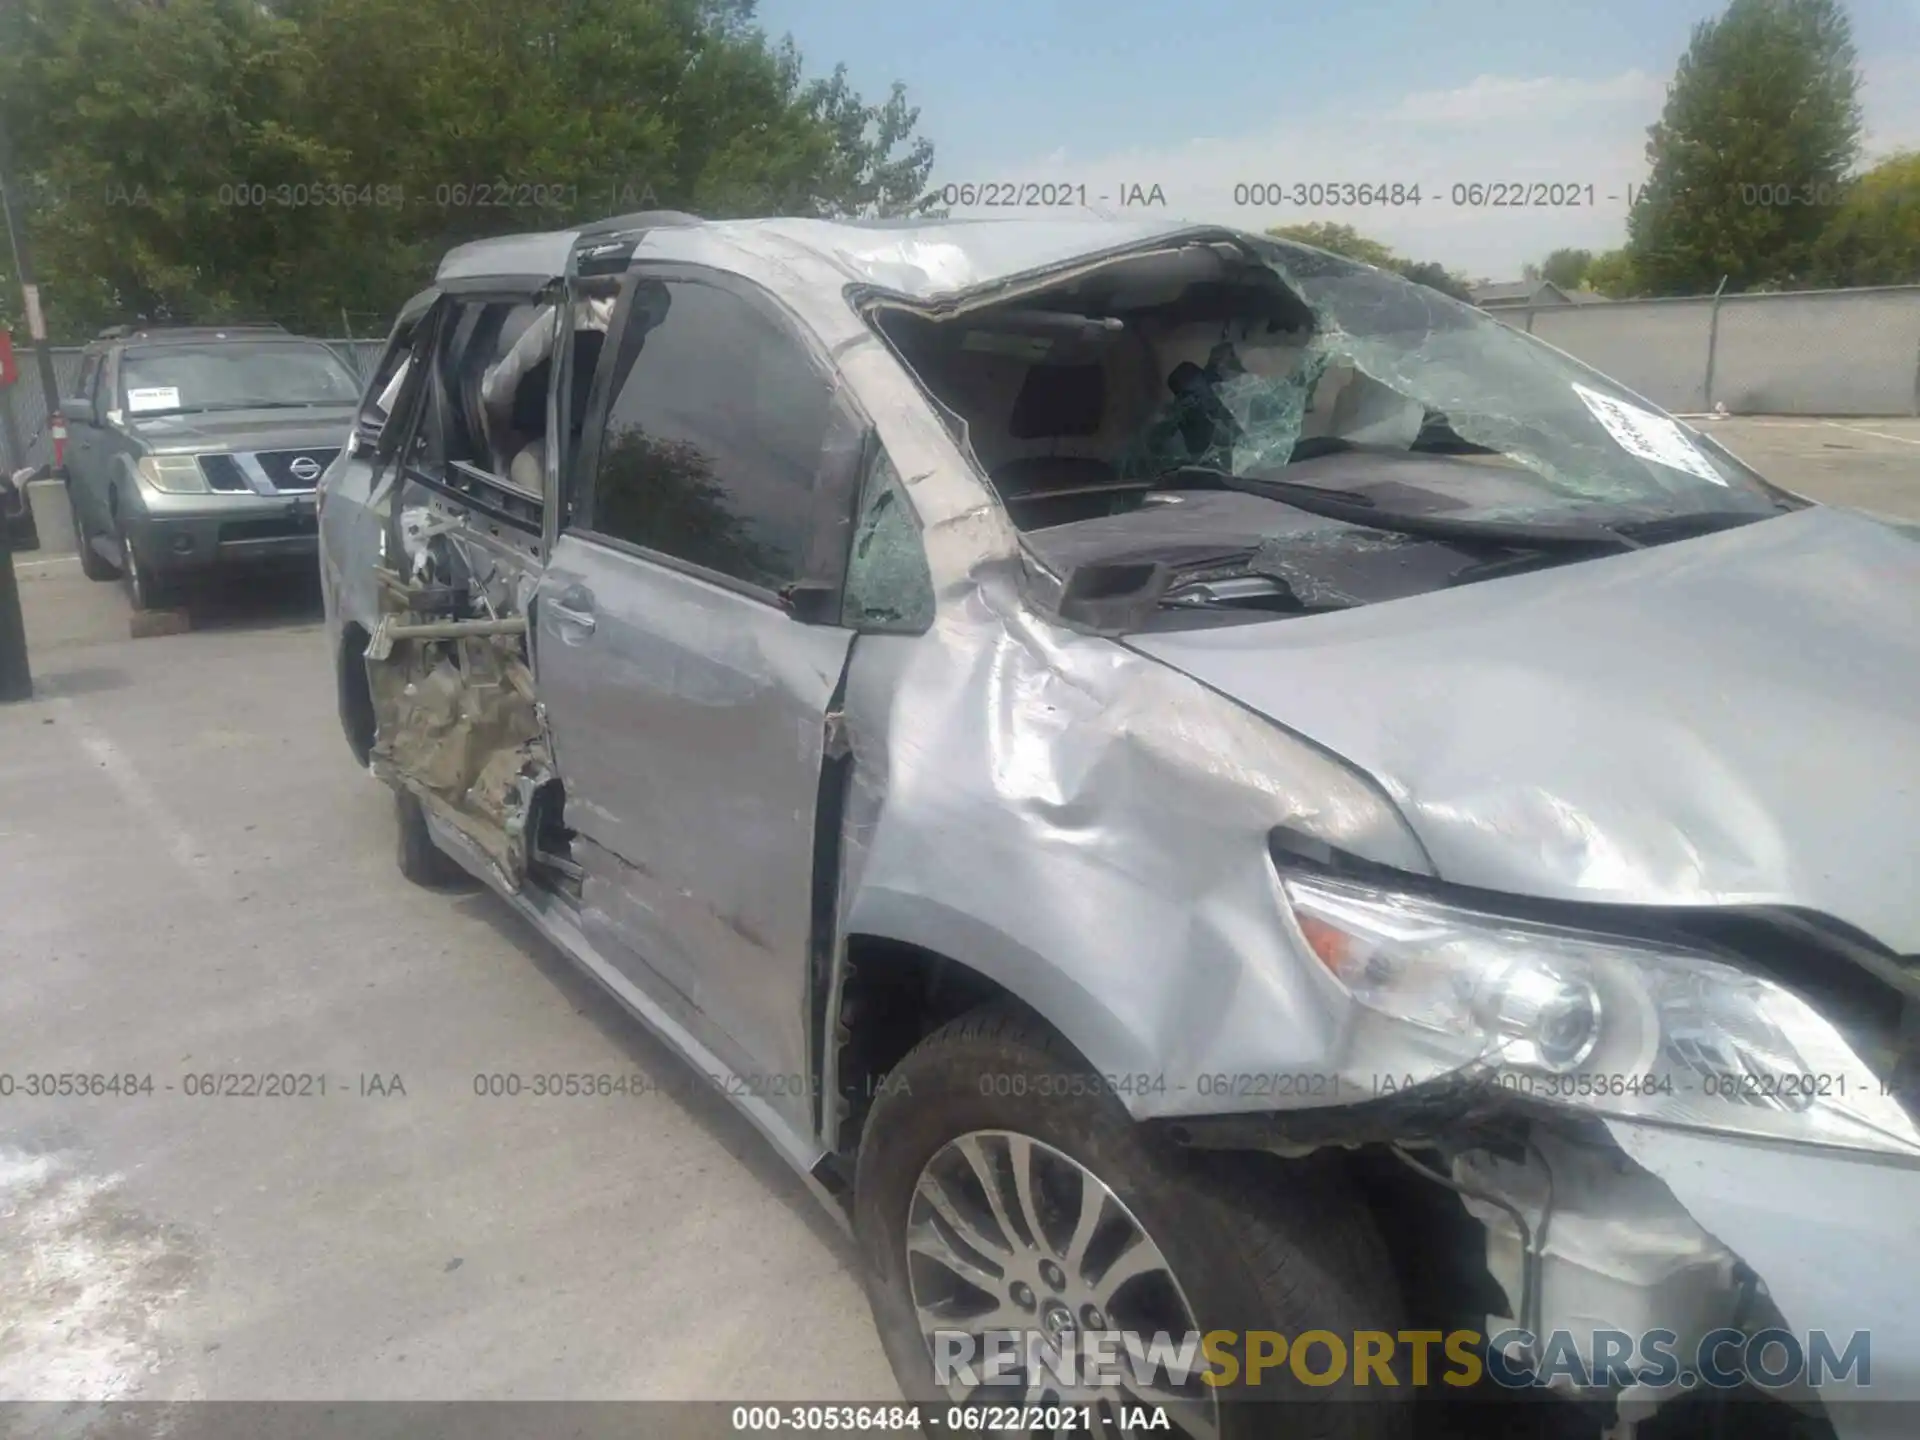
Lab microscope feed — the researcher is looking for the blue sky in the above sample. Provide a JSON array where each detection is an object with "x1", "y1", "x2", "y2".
[{"x1": 756, "y1": 0, "x2": 1920, "y2": 278}]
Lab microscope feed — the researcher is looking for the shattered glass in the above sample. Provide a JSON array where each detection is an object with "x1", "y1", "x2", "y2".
[
  {"x1": 1118, "y1": 341, "x2": 1328, "y2": 481},
  {"x1": 1253, "y1": 239, "x2": 1777, "y2": 517},
  {"x1": 842, "y1": 453, "x2": 935, "y2": 631}
]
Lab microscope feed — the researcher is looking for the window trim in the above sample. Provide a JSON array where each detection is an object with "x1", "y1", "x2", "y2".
[
  {"x1": 358, "y1": 288, "x2": 439, "y2": 453},
  {"x1": 99, "y1": 350, "x2": 120, "y2": 422},
  {"x1": 565, "y1": 261, "x2": 872, "y2": 615},
  {"x1": 74, "y1": 353, "x2": 101, "y2": 408},
  {"x1": 409, "y1": 284, "x2": 557, "y2": 478}
]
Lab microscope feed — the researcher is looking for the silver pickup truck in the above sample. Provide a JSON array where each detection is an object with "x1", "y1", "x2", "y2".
[{"x1": 62, "y1": 323, "x2": 360, "y2": 609}]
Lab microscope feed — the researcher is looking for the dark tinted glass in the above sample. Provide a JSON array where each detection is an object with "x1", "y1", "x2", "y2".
[{"x1": 590, "y1": 279, "x2": 829, "y2": 590}]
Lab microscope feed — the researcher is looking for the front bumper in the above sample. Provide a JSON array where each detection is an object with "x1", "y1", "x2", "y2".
[
  {"x1": 1608, "y1": 1121, "x2": 1920, "y2": 1434},
  {"x1": 124, "y1": 489, "x2": 318, "y2": 572}
]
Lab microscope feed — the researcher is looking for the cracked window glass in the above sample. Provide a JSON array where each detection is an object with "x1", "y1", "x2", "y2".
[
  {"x1": 1119, "y1": 340, "x2": 1329, "y2": 480},
  {"x1": 842, "y1": 452, "x2": 934, "y2": 631},
  {"x1": 1254, "y1": 239, "x2": 1782, "y2": 520}
]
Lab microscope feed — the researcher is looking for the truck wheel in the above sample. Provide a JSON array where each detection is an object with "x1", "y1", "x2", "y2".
[
  {"x1": 854, "y1": 1004, "x2": 1410, "y2": 1439},
  {"x1": 118, "y1": 524, "x2": 175, "y2": 611},
  {"x1": 72, "y1": 500, "x2": 117, "y2": 581},
  {"x1": 394, "y1": 789, "x2": 475, "y2": 890}
]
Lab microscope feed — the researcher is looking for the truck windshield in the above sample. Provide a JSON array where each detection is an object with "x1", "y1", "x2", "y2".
[{"x1": 121, "y1": 342, "x2": 361, "y2": 416}]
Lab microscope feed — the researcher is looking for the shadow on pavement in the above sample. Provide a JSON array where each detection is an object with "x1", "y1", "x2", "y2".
[
  {"x1": 171, "y1": 568, "x2": 325, "y2": 633},
  {"x1": 29, "y1": 664, "x2": 131, "y2": 697}
]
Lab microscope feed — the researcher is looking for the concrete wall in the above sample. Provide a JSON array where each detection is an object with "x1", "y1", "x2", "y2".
[
  {"x1": 1505, "y1": 285, "x2": 1920, "y2": 417},
  {"x1": 1528, "y1": 301, "x2": 1715, "y2": 414},
  {"x1": 1712, "y1": 288, "x2": 1920, "y2": 416}
]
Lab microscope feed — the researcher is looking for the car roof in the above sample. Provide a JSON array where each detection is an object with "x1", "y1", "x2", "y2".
[{"x1": 434, "y1": 213, "x2": 1215, "y2": 301}]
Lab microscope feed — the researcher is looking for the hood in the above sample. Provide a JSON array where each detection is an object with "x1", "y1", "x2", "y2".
[
  {"x1": 1130, "y1": 505, "x2": 1920, "y2": 954},
  {"x1": 131, "y1": 406, "x2": 356, "y2": 455}
]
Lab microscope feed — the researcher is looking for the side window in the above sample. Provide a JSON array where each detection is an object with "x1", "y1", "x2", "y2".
[
  {"x1": 358, "y1": 303, "x2": 432, "y2": 446},
  {"x1": 415, "y1": 297, "x2": 549, "y2": 483},
  {"x1": 74, "y1": 354, "x2": 101, "y2": 411},
  {"x1": 586, "y1": 277, "x2": 831, "y2": 592},
  {"x1": 98, "y1": 352, "x2": 120, "y2": 420},
  {"x1": 842, "y1": 451, "x2": 934, "y2": 631}
]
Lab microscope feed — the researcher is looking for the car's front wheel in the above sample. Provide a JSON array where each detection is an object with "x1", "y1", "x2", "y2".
[
  {"x1": 117, "y1": 523, "x2": 175, "y2": 611},
  {"x1": 71, "y1": 495, "x2": 118, "y2": 581},
  {"x1": 854, "y1": 1004, "x2": 1410, "y2": 1439}
]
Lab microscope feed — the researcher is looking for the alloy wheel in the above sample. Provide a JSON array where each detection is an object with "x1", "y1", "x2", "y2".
[{"x1": 906, "y1": 1129, "x2": 1220, "y2": 1439}]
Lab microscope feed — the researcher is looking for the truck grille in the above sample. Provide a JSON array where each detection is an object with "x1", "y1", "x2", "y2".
[
  {"x1": 199, "y1": 454, "x2": 250, "y2": 491},
  {"x1": 256, "y1": 447, "x2": 338, "y2": 491}
]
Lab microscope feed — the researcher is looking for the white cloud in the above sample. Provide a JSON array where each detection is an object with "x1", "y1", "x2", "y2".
[
  {"x1": 963, "y1": 60, "x2": 1919, "y2": 280},
  {"x1": 1387, "y1": 69, "x2": 1665, "y2": 126}
]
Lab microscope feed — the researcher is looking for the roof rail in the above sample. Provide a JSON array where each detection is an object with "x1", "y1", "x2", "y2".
[{"x1": 99, "y1": 321, "x2": 290, "y2": 340}]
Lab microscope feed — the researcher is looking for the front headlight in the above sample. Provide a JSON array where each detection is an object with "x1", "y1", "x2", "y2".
[
  {"x1": 136, "y1": 455, "x2": 209, "y2": 493},
  {"x1": 1282, "y1": 871, "x2": 1920, "y2": 1161}
]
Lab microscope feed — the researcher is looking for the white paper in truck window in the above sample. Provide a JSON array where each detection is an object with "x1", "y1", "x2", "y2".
[
  {"x1": 1572, "y1": 383, "x2": 1727, "y2": 485},
  {"x1": 127, "y1": 386, "x2": 182, "y2": 413}
]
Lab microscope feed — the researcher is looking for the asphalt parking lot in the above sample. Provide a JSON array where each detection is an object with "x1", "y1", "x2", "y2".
[
  {"x1": 1697, "y1": 414, "x2": 1920, "y2": 518},
  {"x1": 0, "y1": 415, "x2": 1914, "y2": 1421},
  {"x1": 0, "y1": 590, "x2": 895, "y2": 1416}
]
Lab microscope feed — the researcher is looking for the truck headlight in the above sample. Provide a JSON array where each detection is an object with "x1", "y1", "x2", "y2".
[
  {"x1": 1282, "y1": 871, "x2": 1920, "y2": 1161},
  {"x1": 136, "y1": 455, "x2": 209, "y2": 493}
]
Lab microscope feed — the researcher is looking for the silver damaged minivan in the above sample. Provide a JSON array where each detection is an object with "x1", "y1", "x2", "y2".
[{"x1": 318, "y1": 213, "x2": 1920, "y2": 1440}]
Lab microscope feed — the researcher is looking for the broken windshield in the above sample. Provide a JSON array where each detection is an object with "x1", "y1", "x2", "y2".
[
  {"x1": 1120, "y1": 238, "x2": 1785, "y2": 527},
  {"x1": 1274, "y1": 240, "x2": 1781, "y2": 518}
]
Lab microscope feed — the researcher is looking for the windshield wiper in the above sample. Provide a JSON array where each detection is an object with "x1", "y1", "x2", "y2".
[
  {"x1": 1156, "y1": 464, "x2": 1643, "y2": 553},
  {"x1": 1162, "y1": 573, "x2": 1354, "y2": 615}
]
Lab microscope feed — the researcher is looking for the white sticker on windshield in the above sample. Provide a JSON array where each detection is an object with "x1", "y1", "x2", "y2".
[
  {"x1": 126, "y1": 386, "x2": 181, "y2": 413},
  {"x1": 1572, "y1": 383, "x2": 1727, "y2": 485}
]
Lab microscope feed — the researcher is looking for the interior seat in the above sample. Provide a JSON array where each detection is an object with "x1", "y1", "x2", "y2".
[{"x1": 988, "y1": 361, "x2": 1118, "y2": 496}]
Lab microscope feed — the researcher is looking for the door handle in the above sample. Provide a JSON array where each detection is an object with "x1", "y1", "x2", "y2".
[{"x1": 546, "y1": 588, "x2": 596, "y2": 633}]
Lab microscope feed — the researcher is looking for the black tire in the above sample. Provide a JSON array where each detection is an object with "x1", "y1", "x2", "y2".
[
  {"x1": 394, "y1": 789, "x2": 476, "y2": 890},
  {"x1": 117, "y1": 522, "x2": 175, "y2": 611},
  {"x1": 854, "y1": 1004, "x2": 1410, "y2": 1439},
  {"x1": 72, "y1": 495, "x2": 118, "y2": 581}
]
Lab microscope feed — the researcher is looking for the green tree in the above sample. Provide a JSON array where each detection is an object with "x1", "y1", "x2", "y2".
[
  {"x1": 0, "y1": 0, "x2": 935, "y2": 339},
  {"x1": 1266, "y1": 222, "x2": 1398, "y2": 269},
  {"x1": 1583, "y1": 248, "x2": 1642, "y2": 297},
  {"x1": 1627, "y1": 0, "x2": 1862, "y2": 296},
  {"x1": 1539, "y1": 247, "x2": 1594, "y2": 290},
  {"x1": 1392, "y1": 260, "x2": 1474, "y2": 303},
  {"x1": 1265, "y1": 223, "x2": 1473, "y2": 301},
  {"x1": 1809, "y1": 151, "x2": 1920, "y2": 286}
]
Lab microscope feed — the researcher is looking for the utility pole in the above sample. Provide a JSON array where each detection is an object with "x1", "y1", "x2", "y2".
[
  {"x1": 0, "y1": 106, "x2": 57, "y2": 702},
  {"x1": 0, "y1": 109, "x2": 63, "y2": 447}
]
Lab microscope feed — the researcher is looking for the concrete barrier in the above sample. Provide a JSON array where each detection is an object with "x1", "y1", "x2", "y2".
[
  {"x1": 1499, "y1": 284, "x2": 1920, "y2": 417},
  {"x1": 27, "y1": 479, "x2": 76, "y2": 557}
]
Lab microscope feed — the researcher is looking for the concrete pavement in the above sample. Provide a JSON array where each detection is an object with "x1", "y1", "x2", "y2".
[
  {"x1": 1702, "y1": 415, "x2": 1920, "y2": 519},
  {"x1": 0, "y1": 566, "x2": 893, "y2": 1410}
]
